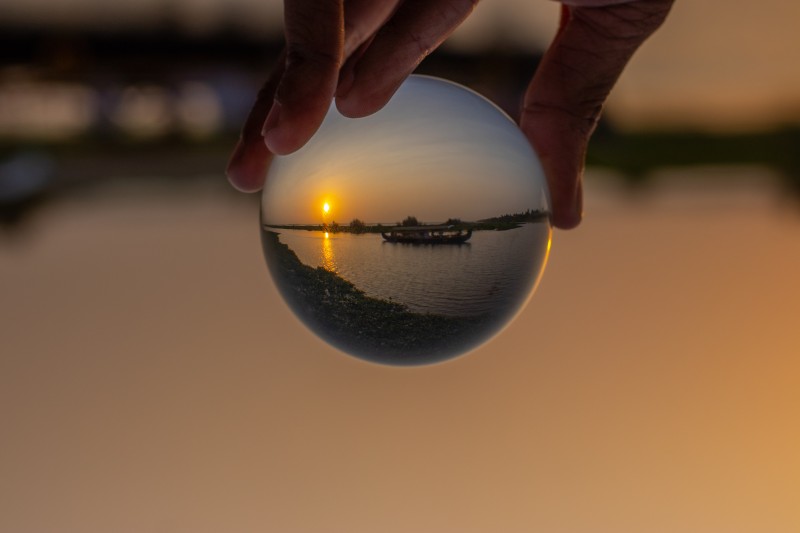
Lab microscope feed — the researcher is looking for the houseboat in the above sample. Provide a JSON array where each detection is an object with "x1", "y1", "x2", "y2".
[{"x1": 381, "y1": 225, "x2": 472, "y2": 244}]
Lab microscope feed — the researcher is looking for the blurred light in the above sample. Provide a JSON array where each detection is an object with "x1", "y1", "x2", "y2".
[
  {"x1": 0, "y1": 152, "x2": 54, "y2": 202},
  {"x1": 110, "y1": 85, "x2": 172, "y2": 138},
  {"x1": 0, "y1": 82, "x2": 97, "y2": 140},
  {"x1": 175, "y1": 81, "x2": 223, "y2": 139},
  {"x1": 0, "y1": 0, "x2": 283, "y2": 34}
]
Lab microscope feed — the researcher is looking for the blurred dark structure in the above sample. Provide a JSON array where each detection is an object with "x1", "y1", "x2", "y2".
[{"x1": 2, "y1": 24, "x2": 799, "y2": 231}]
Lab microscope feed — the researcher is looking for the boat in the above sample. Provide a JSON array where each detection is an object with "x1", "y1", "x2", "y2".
[{"x1": 381, "y1": 225, "x2": 472, "y2": 244}]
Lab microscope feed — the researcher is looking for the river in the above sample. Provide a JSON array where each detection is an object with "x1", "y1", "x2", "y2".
[{"x1": 270, "y1": 223, "x2": 551, "y2": 318}]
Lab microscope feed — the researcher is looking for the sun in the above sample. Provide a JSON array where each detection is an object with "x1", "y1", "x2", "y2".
[{"x1": 323, "y1": 202, "x2": 330, "y2": 214}]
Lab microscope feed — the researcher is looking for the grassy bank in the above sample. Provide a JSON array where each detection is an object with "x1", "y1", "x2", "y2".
[{"x1": 261, "y1": 230, "x2": 489, "y2": 365}]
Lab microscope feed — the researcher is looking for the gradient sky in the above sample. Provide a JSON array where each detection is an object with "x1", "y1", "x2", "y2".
[
  {"x1": 262, "y1": 76, "x2": 547, "y2": 225},
  {"x1": 2, "y1": 0, "x2": 799, "y2": 130}
]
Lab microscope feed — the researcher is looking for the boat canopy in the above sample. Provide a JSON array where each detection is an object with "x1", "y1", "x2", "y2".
[{"x1": 386, "y1": 225, "x2": 456, "y2": 232}]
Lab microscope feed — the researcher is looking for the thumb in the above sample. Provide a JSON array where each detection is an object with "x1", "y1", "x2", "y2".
[{"x1": 522, "y1": 0, "x2": 673, "y2": 229}]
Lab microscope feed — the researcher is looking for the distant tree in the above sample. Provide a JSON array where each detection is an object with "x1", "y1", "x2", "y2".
[
  {"x1": 349, "y1": 218, "x2": 367, "y2": 234},
  {"x1": 445, "y1": 218, "x2": 461, "y2": 226},
  {"x1": 401, "y1": 215, "x2": 419, "y2": 227},
  {"x1": 329, "y1": 220, "x2": 340, "y2": 233}
]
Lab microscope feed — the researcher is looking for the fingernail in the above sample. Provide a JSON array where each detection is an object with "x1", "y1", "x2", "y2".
[{"x1": 261, "y1": 101, "x2": 283, "y2": 137}]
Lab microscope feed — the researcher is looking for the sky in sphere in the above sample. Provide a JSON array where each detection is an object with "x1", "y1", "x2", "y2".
[{"x1": 262, "y1": 77, "x2": 548, "y2": 225}]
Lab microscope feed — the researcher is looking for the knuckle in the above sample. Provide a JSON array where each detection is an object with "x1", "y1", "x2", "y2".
[
  {"x1": 574, "y1": 0, "x2": 674, "y2": 42},
  {"x1": 285, "y1": 42, "x2": 342, "y2": 72},
  {"x1": 523, "y1": 100, "x2": 600, "y2": 138},
  {"x1": 405, "y1": 27, "x2": 430, "y2": 58},
  {"x1": 448, "y1": 0, "x2": 480, "y2": 16}
]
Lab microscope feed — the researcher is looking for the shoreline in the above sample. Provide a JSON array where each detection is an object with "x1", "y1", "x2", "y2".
[
  {"x1": 261, "y1": 230, "x2": 490, "y2": 365},
  {"x1": 263, "y1": 212, "x2": 549, "y2": 235}
]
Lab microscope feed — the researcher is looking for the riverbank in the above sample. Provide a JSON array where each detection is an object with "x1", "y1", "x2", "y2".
[
  {"x1": 263, "y1": 215, "x2": 548, "y2": 235},
  {"x1": 261, "y1": 230, "x2": 488, "y2": 365}
]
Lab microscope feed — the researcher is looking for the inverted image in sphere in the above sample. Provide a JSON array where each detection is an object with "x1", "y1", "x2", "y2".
[{"x1": 262, "y1": 75, "x2": 551, "y2": 365}]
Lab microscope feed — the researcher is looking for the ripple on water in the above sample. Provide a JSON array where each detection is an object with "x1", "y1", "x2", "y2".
[{"x1": 274, "y1": 223, "x2": 549, "y2": 318}]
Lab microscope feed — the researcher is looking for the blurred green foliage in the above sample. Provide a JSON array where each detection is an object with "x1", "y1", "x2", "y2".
[{"x1": 588, "y1": 125, "x2": 800, "y2": 193}]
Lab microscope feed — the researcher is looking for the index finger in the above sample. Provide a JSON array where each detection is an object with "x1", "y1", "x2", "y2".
[
  {"x1": 226, "y1": 49, "x2": 285, "y2": 193},
  {"x1": 522, "y1": 0, "x2": 673, "y2": 229},
  {"x1": 263, "y1": 0, "x2": 345, "y2": 155}
]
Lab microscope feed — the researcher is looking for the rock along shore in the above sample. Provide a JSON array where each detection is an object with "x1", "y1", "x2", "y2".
[{"x1": 261, "y1": 230, "x2": 489, "y2": 365}]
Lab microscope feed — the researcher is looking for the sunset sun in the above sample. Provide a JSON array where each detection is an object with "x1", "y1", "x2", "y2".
[{"x1": 323, "y1": 202, "x2": 330, "y2": 214}]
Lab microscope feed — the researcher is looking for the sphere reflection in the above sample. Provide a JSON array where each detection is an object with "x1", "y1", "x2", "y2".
[{"x1": 261, "y1": 75, "x2": 551, "y2": 365}]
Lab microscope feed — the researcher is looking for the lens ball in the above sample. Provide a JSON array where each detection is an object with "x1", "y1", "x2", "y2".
[{"x1": 261, "y1": 75, "x2": 551, "y2": 365}]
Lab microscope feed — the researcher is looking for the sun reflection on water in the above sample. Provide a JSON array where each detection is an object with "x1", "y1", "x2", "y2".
[{"x1": 321, "y1": 233, "x2": 337, "y2": 272}]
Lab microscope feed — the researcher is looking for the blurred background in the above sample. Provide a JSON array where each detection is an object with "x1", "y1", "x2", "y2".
[{"x1": 2, "y1": 1, "x2": 800, "y2": 532}]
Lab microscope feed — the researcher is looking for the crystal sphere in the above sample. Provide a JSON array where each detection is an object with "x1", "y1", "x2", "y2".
[{"x1": 261, "y1": 75, "x2": 551, "y2": 366}]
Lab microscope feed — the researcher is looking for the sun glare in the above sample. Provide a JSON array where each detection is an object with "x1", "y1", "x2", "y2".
[{"x1": 323, "y1": 202, "x2": 330, "y2": 214}]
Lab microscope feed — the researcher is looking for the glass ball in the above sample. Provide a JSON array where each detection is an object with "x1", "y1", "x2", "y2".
[{"x1": 261, "y1": 75, "x2": 551, "y2": 366}]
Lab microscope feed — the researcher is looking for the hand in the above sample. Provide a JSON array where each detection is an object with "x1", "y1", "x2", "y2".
[{"x1": 226, "y1": 0, "x2": 673, "y2": 229}]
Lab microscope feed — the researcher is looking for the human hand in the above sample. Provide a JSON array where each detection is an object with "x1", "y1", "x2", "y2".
[{"x1": 226, "y1": 0, "x2": 673, "y2": 229}]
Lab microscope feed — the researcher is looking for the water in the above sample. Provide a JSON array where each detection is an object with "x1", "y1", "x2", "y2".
[
  {"x1": 259, "y1": 76, "x2": 552, "y2": 364},
  {"x1": 271, "y1": 223, "x2": 550, "y2": 318}
]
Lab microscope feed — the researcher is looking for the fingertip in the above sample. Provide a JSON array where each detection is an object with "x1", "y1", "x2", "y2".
[
  {"x1": 261, "y1": 101, "x2": 299, "y2": 155},
  {"x1": 334, "y1": 94, "x2": 372, "y2": 119},
  {"x1": 550, "y1": 180, "x2": 583, "y2": 230},
  {"x1": 226, "y1": 169, "x2": 265, "y2": 193},
  {"x1": 226, "y1": 165, "x2": 265, "y2": 193},
  {"x1": 226, "y1": 139, "x2": 269, "y2": 193},
  {"x1": 552, "y1": 210, "x2": 582, "y2": 230},
  {"x1": 262, "y1": 96, "x2": 333, "y2": 154},
  {"x1": 263, "y1": 127, "x2": 303, "y2": 156},
  {"x1": 335, "y1": 82, "x2": 396, "y2": 119}
]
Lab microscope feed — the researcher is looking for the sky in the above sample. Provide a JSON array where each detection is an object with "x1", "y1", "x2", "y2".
[
  {"x1": 262, "y1": 76, "x2": 547, "y2": 225},
  {"x1": 1, "y1": 0, "x2": 799, "y2": 131}
]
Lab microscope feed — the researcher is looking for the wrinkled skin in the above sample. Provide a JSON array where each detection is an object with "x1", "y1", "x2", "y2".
[{"x1": 227, "y1": 0, "x2": 674, "y2": 229}]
